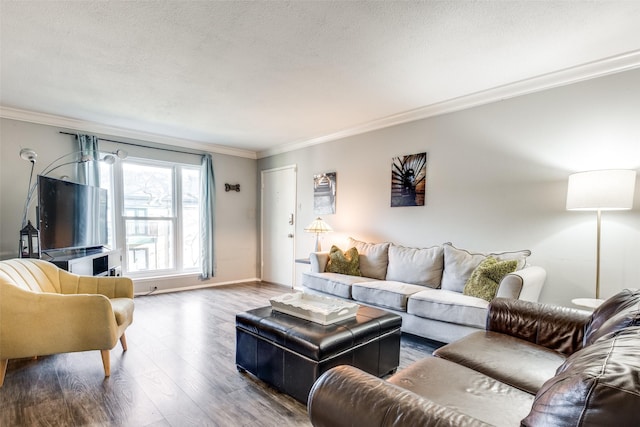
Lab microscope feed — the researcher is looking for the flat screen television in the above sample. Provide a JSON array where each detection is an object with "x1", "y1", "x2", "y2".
[{"x1": 38, "y1": 175, "x2": 108, "y2": 251}]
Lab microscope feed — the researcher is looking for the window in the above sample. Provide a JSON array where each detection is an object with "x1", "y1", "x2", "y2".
[{"x1": 101, "y1": 157, "x2": 201, "y2": 277}]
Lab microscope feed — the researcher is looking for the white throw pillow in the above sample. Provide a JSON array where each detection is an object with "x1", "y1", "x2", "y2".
[
  {"x1": 441, "y1": 243, "x2": 530, "y2": 293},
  {"x1": 386, "y1": 244, "x2": 444, "y2": 288},
  {"x1": 347, "y1": 237, "x2": 390, "y2": 280}
]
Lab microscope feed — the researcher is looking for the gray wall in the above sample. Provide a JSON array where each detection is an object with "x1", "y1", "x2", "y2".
[
  {"x1": 3, "y1": 69, "x2": 639, "y2": 303},
  {"x1": 0, "y1": 119, "x2": 259, "y2": 292},
  {"x1": 258, "y1": 69, "x2": 640, "y2": 306}
]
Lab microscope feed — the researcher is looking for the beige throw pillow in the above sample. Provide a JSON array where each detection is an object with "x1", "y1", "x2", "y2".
[
  {"x1": 386, "y1": 244, "x2": 444, "y2": 288},
  {"x1": 347, "y1": 238, "x2": 390, "y2": 280}
]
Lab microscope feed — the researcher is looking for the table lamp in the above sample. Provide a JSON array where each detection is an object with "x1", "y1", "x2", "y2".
[{"x1": 304, "y1": 217, "x2": 333, "y2": 251}]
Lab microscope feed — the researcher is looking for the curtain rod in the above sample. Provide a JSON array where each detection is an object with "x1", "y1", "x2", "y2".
[{"x1": 58, "y1": 131, "x2": 205, "y2": 157}]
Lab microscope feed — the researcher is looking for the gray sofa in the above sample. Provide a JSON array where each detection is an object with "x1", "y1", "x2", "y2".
[{"x1": 302, "y1": 238, "x2": 546, "y2": 343}]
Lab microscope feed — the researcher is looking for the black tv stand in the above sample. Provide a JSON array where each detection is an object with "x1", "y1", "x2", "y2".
[{"x1": 46, "y1": 247, "x2": 122, "y2": 276}]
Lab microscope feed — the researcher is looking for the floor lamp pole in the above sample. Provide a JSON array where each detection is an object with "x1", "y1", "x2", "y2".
[{"x1": 595, "y1": 209, "x2": 601, "y2": 300}]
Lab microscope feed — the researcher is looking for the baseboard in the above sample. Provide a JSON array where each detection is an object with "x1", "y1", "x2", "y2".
[{"x1": 134, "y1": 277, "x2": 262, "y2": 296}]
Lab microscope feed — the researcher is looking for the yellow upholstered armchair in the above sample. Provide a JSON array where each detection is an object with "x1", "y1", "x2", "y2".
[{"x1": 0, "y1": 258, "x2": 134, "y2": 387}]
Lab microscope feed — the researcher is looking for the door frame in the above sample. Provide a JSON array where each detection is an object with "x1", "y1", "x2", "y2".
[{"x1": 260, "y1": 164, "x2": 297, "y2": 286}]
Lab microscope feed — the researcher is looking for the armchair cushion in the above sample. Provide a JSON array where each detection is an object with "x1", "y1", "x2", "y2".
[{"x1": 111, "y1": 298, "x2": 135, "y2": 326}]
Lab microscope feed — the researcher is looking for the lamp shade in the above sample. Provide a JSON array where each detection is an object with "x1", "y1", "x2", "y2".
[
  {"x1": 566, "y1": 170, "x2": 636, "y2": 211},
  {"x1": 304, "y1": 217, "x2": 333, "y2": 233}
]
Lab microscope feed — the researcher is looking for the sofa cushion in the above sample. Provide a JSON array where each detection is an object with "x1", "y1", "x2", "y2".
[
  {"x1": 351, "y1": 281, "x2": 426, "y2": 312},
  {"x1": 583, "y1": 288, "x2": 640, "y2": 346},
  {"x1": 522, "y1": 326, "x2": 640, "y2": 427},
  {"x1": 385, "y1": 244, "x2": 443, "y2": 288},
  {"x1": 347, "y1": 238, "x2": 390, "y2": 280},
  {"x1": 388, "y1": 357, "x2": 535, "y2": 426},
  {"x1": 325, "y1": 245, "x2": 361, "y2": 276},
  {"x1": 407, "y1": 288, "x2": 489, "y2": 328},
  {"x1": 463, "y1": 257, "x2": 518, "y2": 302},
  {"x1": 302, "y1": 272, "x2": 373, "y2": 299},
  {"x1": 434, "y1": 331, "x2": 566, "y2": 395},
  {"x1": 441, "y1": 243, "x2": 530, "y2": 293}
]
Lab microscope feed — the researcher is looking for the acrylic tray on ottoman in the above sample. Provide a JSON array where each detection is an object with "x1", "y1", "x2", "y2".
[{"x1": 269, "y1": 292, "x2": 359, "y2": 325}]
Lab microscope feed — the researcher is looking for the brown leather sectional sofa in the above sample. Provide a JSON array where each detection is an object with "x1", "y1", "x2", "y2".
[{"x1": 307, "y1": 289, "x2": 640, "y2": 426}]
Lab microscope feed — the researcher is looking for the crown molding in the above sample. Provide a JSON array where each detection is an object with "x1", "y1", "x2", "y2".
[
  {"x1": 0, "y1": 107, "x2": 258, "y2": 160},
  {"x1": 3, "y1": 49, "x2": 639, "y2": 161},
  {"x1": 258, "y1": 49, "x2": 640, "y2": 159}
]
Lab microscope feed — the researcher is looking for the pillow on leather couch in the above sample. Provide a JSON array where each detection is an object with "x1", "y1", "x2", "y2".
[
  {"x1": 584, "y1": 307, "x2": 640, "y2": 346},
  {"x1": 583, "y1": 288, "x2": 640, "y2": 346},
  {"x1": 522, "y1": 326, "x2": 640, "y2": 427}
]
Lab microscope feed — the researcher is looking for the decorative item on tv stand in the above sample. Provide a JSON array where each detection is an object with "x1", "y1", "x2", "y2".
[
  {"x1": 304, "y1": 217, "x2": 333, "y2": 252},
  {"x1": 566, "y1": 169, "x2": 636, "y2": 309},
  {"x1": 18, "y1": 147, "x2": 127, "y2": 259}
]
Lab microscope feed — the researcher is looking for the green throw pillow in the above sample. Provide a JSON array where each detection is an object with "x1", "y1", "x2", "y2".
[
  {"x1": 463, "y1": 256, "x2": 518, "y2": 302},
  {"x1": 325, "y1": 245, "x2": 362, "y2": 276}
]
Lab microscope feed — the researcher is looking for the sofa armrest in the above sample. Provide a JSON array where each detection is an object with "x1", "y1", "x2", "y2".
[
  {"x1": 496, "y1": 265, "x2": 546, "y2": 301},
  {"x1": 59, "y1": 269, "x2": 134, "y2": 298},
  {"x1": 308, "y1": 365, "x2": 492, "y2": 427},
  {"x1": 309, "y1": 251, "x2": 330, "y2": 273},
  {"x1": 486, "y1": 298, "x2": 591, "y2": 356}
]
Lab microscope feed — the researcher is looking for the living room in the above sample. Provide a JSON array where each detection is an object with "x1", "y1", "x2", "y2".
[{"x1": 1, "y1": 2, "x2": 640, "y2": 426}]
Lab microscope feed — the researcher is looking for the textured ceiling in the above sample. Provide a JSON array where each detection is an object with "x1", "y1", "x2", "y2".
[{"x1": 1, "y1": 1, "x2": 640, "y2": 157}]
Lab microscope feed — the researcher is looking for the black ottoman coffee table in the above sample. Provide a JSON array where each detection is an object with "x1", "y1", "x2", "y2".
[{"x1": 236, "y1": 304, "x2": 402, "y2": 403}]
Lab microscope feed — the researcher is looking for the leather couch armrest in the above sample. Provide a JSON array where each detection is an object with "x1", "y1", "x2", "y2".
[
  {"x1": 309, "y1": 251, "x2": 330, "y2": 273},
  {"x1": 308, "y1": 365, "x2": 492, "y2": 427},
  {"x1": 496, "y1": 265, "x2": 546, "y2": 301},
  {"x1": 487, "y1": 298, "x2": 591, "y2": 356}
]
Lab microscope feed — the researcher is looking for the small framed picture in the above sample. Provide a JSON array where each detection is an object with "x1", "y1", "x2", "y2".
[
  {"x1": 391, "y1": 152, "x2": 427, "y2": 207},
  {"x1": 314, "y1": 172, "x2": 337, "y2": 214}
]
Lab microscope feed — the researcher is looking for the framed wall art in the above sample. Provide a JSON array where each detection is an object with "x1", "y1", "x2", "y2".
[
  {"x1": 391, "y1": 152, "x2": 426, "y2": 207},
  {"x1": 313, "y1": 172, "x2": 337, "y2": 214}
]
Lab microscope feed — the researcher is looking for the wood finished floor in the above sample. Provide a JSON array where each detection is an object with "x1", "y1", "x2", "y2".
[{"x1": 0, "y1": 282, "x2": 442, "y2": 427}]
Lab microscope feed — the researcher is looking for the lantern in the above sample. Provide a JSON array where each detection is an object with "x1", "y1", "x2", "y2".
[{"x1": 20, "y1": 220, "x2": 40, "y2": 259}]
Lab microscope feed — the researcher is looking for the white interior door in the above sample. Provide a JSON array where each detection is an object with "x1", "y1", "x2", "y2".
[{"x1": 261, "y1": 165, "x2": 296, "y2": 287}]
